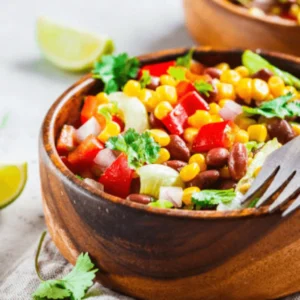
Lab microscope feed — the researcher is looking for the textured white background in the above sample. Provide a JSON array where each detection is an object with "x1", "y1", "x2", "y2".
[{"x1": 0, "y1": 0, "x2": 193, "y2": 276}]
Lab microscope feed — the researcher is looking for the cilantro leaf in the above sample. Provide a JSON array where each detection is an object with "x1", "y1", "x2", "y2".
[
  {"x1": 33, "y1": 232, "x2": 98, "y2": 300},
  {"x1": 194, "y1": 80, "x2": 213, "y2": 97},
  {"x1": 139, "y1": 70, "x2": 151, "y2": 89},
  {"x1": 106, "y1": 128, "x2": 160, "y2": 169},
  {"x1": 167, "y1": 67, "x2": 186, "y2": 81},
  {"x1": 148, "y1": 199, "x2": 173, "y2": 208},
  {"x1": 176, "y1": 49, "x2": 194, "y2": 69},
  {"x1": 192, "y1": 189, "x2": 236, "y2": 208},
  {"x1": 245, "y1": 141, "x2": 264, "y2": 154},
  {"x1": 93, "y1": 53, "x2": 140, "y2": 94},
  {"x1": 243, "y1": 93, "x2": 297, "y2": 119},
  {"x1": 248, "y1": 198, "x2": 260, "y2": 208}
]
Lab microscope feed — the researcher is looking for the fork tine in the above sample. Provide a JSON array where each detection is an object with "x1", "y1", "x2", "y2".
[
  {"x1": 240, "y1": 165, "x2": 278, "y2": 205},
  {"x1": 282, "y1": 193, "x2": 300, "y2": 217},
  {"x1": 255, "y1": 168, "x2": 294, "y2": 208},
  {"x1": 269, "y1": 173, "x2": 299, "y2": 213}
]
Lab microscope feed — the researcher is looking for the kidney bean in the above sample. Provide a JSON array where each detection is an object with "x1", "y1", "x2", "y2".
[
  {"x1": 228, "y1": 143, "x2": 248, "y2": 181},
  {"x1": 149, "y1": 112, "x2": 164, "y2": 129},
  {"x1": 163, "y1": 160, "x2": 187, "y2": 172},
  {"x1": 146, "y1": 76, "x2": 160, "y2": 90},
  {"x1": 127, "y1": 194, "x2": 152, "y2": 205},
  {"x1": 219, "y1": 179, "x2": 237, "y2": 190},
  {"x1": 130, "y1": 178, "x2": 141, "y2": 194},
  {"x1": 203, "y1": 67, "x2": 222, "y2": 79},
  {"x1": 252, "y1": 68, "x2": 273, "y2": 82},
  {"x1": 206, "y1": 147, "x2": 229, "y2": 168},
  {"x1": 266, "y1": 118, "x2": 295, "y2": 144},
  {"x1": 187, "y1": 170, "x2": 220, "y2": 189},
  {"x1": 167, "y1": 135, "x2": 190, "y2": 162}
]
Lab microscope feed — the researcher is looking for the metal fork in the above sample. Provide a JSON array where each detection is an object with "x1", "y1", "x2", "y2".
[{"x1": 241, "y1": 136, "x2": 300, "y2": 217}]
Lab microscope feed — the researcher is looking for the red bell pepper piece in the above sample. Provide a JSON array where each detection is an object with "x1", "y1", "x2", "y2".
[
  {"x1": 176, "y1": 81, "x2": 196, "y2": 99},
  {"x1": 57, "y1": 125, "x2": 77, "y2": 155},
  {"x1": 68, "y1": 135, "x2": 104, "y2": 168},
  {"x1": 99, "y1": 153, "x2": 133, "y2": 198},
  {"x1": 162, "y1": 91, "x2": 209, "y2": 135},
  {"x1": 192, "y1": 121, "x2": 233, "y2": 152},
  {"x1": 112, "y1": 116, "x2": 125, "y2": 132},
  {"x1": 80, "y1": 96, "x2": 99, "y2": 124},
  {"x1": 139, "y1": 60, "x2": 175, "y2": 77}
]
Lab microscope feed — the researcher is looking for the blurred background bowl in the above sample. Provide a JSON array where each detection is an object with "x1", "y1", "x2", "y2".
[{"x1": 183, "y1": 0, "x2": 300, "y2": 57}]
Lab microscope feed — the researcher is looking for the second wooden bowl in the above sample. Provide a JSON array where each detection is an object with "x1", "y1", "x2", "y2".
[
  {"x1": 183, "y1": 0, "x2": 300, "y2": 57},
  {"x1": 39, "y1": 48, "x2": 300, "y2": 300}
]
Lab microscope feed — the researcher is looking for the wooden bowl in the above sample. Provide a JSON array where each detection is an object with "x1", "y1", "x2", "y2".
[
  {"x1": 183, "y1": 0, "x2": 300, "y2": 57},
  {"x1": 40, "y1": 47, "x2": 300, "y2": 300}
]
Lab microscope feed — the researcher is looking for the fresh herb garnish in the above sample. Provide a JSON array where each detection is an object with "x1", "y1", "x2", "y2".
[
  {"x1": 192, "y1": 189, "x2": 236, "y2": 208},
  {"x1": 194, "y1": 80, "x2": 214, "y2": 97},
  {"x1": 93, "y1": 53, "x2": 140, "y2": 94},
  {"x1": 32, "y1": 232, "x2": 98, "y2": 300},
  {"x1": 148, "y1": 199, "x2": 173, "y2": 208},
  {"x1": 248, "y1": 198, "x2": 260, "y2": 208},
  {"x1": 98, "y1": 102, "x2": 119, "y2": 122},
  {"x1": 167, "y1": 66, "x2": 186, "y2": 81},
  {"x1": 139, "y1": 70, "x2": 151, "y2": 89},
  {"x1": 176, "y1": 49, "x2": 194, "y2": 69},
  {"x1": 243, "y1": 93, "x2": 299, "y2": 119},
  {"x1": 75, "y1": 175, "x2": 84, "y2": 180},
  {"x1": 106, "y1": 128, "x2": 160, "y2": 169},
  {"x1": 245, "y1": 141, "x2": 264, "y2": 154}
]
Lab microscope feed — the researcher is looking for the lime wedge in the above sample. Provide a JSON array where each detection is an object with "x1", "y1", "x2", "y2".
[
  {"x1": 36, "y1": 17, "x2": 114, "y2": 71},
  {"x1": 0, "y1": 162, "x2": 27, "y2": 209}
]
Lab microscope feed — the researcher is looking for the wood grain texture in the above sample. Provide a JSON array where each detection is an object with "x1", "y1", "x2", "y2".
[
  {"x1": 40, "y1": 48, "x2": 300, "y2": 300},
  {"x1": 183, "y1": 0, "x2": 300, "y2": 57}
]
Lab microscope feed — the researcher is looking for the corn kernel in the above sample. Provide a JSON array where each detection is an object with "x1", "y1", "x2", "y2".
[
  {"x1": 239, "y1": 183, "x2": 251, "y2": 194},
  {"x1": 144, "y1": 93, "x2": 160, "y2": 112},
  {"x1": 254, "y1": 166, "x2": 262, "y2": 178},
  {"x1": 283, "y1": 86, "x2": 298, "y2": 100},
  {"x1": 247, "y1": 124, "x2": 268, "y2": 142},
  {"x1": 182, "y1": 187, "x2": 200, "y2": 205},
  {"x1": 189, "y1": 154, "x2": 207, "y2": 171},
  {"x1": 236, "y1": 78, "x2": 252, "y2": 104},
  {"x1": 183, "y1": 127, "x2": 199, "y2": 144},
  {"x1": 154, "y1": 101, "x2": 173, "y2": 120},
  {"x1": 139, "y1": 89, "x2": 154, "y2": 105},
  {"x1": 123, "y1": 80, "x2": 141, "y2": 97},
  {"x1": 247, "y1": 157, "x2": 253, "y2": 166},
  {"x1": 218, "y1": 99, "x2": 230, "y2": 108},
  {"x1": 180, "y1": 163, "x2": 200, "y2": 182},
  {"x1": 220, "y1": 166, "x2": 231, "y2": 179},
  {"x1": 160, "y1": 75, "x2": 177, "y2": 86},
  {"x1": 217, "y1": 83, "x2": 236, "y2": 100},
  {"x1": 96, "y1": 92, "x2": 110, "y2": 104},
  {"x1": 188, "y1": 110, "x2": 212, "y2": 129},
  {"x1": 235, "y1": 129, "x2": 249, "y2": 143},
  {"x1": 234, "y1": 66, "x2": 249, "y2": 78},
  {"x1": 209, "y1": 103, "x2": 221, "y2": 115},
  {"x1": 211, "y1": 115, "x2": 224, "y2": 123},
  {"x1": 155, "y1": 148, "x2": 170, "y2": 164},
  {"x1": 220, "y1": 70, "x2": 241, "y2": 86},
  {"x1": 215, "y1": 63, "x2": 230, "y2": 72},
  {"x1": 156, "y1": 85, "x2": 177, "y2": 105},
  {"x1": 148, "y1": 129, "x2": 170, "y2": 147},
  {"x1": 252, "y1": 79, "x2": 269, "y2": 102},
  {"x1": 98, "y1": 121, "x2": 121, "y2": 143},
  {"x1": 291, "y1": 123, "x2": 300, "y2": 136},
  {"x1": 235, "y1": 116, "x2": 256, "y2": 130},
  {"x1": 268, "y1": 76, "x2": 285, "y2": 98}
]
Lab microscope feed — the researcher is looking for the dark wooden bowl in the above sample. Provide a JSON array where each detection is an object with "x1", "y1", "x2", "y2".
[
  {"x1": 183, "y1": 0, "x2": 300, "y2": 57},
  {"x1": 39, "y1": 47, "x2": 300, "y2": 300}
]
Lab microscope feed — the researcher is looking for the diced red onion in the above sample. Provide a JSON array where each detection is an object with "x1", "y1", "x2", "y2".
[
  {"x1": 159, "y1": 187, "x2": 183, "y2": 208},
  {"x1": 93, "y1": 148, "x2": 117, "y2": 170},
  {"x1": 83, "y1": 178, "x2": 104, "y2": 191},
  {"x1": 76, "y1": 117, "x2": 101, "y2": 142},
  {"x1": 219, "y1": 100, "x2": 243, "y2": 121}
]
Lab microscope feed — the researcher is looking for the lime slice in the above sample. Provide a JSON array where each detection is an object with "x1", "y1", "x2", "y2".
[
  {"x1": 0, "y1": 162, "x2": 27, "y2": 209},
  {"x1": 36, "y1": 17, "x2": 114, "y2": 71}
]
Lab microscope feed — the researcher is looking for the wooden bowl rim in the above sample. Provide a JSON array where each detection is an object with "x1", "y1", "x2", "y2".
[
  {"x1": 41, "y1": 46, "x2": 300, "y2": 220},
  {"x1": 212, "y1": 0, "x2": 300, "y2": 28}
]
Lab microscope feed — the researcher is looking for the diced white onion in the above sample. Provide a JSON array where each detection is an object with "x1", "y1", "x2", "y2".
[
  {"x1": 219, "y1": 100, "x2": 243, "y2": 121},
  {"x1": 76, "y1": 117, "x2": 101, "y2": 142},
  {"x1": 83, "y1": 178, "x2": 104, "y2": 191},
  {"x1": 93, "y1": 148, "x2": 117, "y2": 170},
  {"x1": 159, "y1": 187, "x2": 183, "y2": 208}
]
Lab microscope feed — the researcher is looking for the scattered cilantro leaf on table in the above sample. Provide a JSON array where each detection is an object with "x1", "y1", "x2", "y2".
[
  {"x1": 139, "y1": 70, "x2": 151, "y2": 88},
  {"x1": 167, "y1": 67, "x2": 186, "y2": 81},
  {"x1": 106, "y1": 128, "x2": 160, "y2": 169},
  {"x1": 92, "y1": 53, "x2": 140, "y2": 94},
  {"x1": 32, "y1": 231, "x2": 98, "y2": 300},
  {"x1": 194, "y1": 80, "x2": 213, "y2": 97},
  {"x1": 176, "y1": 49, "x2": 194, "y2": 69},
  {"x1": 148, "y1": 199, "x2": 173, "y2": 209}
]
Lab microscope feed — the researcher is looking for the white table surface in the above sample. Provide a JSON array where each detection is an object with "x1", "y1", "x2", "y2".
[{"x1": 0, "y1": 0, "x2": 194, "y2": 277}]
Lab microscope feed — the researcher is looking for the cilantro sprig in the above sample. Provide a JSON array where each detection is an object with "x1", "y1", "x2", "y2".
[
  {"x1": 93, "y1": 53, "x2": 140, "y2": 94},
  {"x1": 192, "y1": 189, "x2": 236, "y2": 209},
  {"x1": 167, "y1": 67, "x2": 187, "y2": 81},
  {"x1": 176, "y1": 49, "x2": 194, "y2": 69},
  {"x1": 32, "y1": 232, "x2": 98, "y2": 300},
  {"x1": 106, "y1": 128, "x2": 160, "y2": 169},
  {"x1": 139, "y1": 70, "x2": 151, "y2": 89},
  {"x1": 194, "y1": 80, "x2": 213, "y2": 97},
  {"x1": 243, "y1": 93, "x2": 299, "y2": 119}
]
